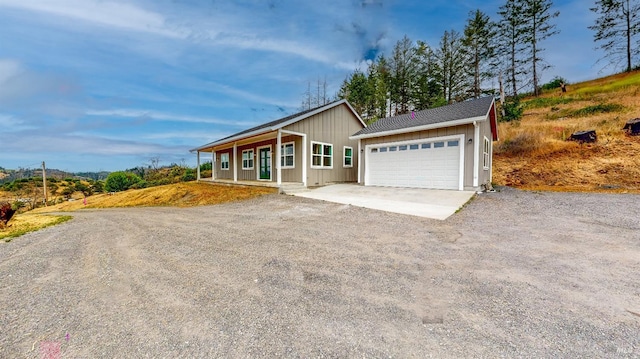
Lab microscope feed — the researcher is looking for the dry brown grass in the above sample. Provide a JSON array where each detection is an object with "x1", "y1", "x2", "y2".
[
  {"x1": 0, "y1": 213, "x2": 72, "y2": 242},
  {"x1": 34, "y1": 182, "x2": 277, "y2": 213},
  {"x1": 494, "y1": 71, "x2": 640, "y2": 193}
]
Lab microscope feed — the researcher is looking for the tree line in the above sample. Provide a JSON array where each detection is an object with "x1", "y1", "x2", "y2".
[{"x1": 336, "y1": 0, "x2": 640, "y2": 124}]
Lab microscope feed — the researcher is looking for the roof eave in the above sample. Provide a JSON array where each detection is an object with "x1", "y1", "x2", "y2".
[
  {"x1": 350, "y1": 115, "x2": 487, "y2": 140},
  {"x1": 192, "y1": 99, "x2": 365, "y2": 152}
]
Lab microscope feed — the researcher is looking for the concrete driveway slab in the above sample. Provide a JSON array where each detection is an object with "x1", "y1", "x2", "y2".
[{"x1": 291, "y1": 184, "x2": 475, "y2": 220}]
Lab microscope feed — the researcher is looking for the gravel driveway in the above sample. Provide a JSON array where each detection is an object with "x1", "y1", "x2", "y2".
[{"x1": 1, "y1": 187, "x2": 639, "y2": 358}]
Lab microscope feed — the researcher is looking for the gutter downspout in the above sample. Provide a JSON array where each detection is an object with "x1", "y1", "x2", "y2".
[
  {"x1": 473, "y1": 121, "x2": 480, "y2": 188},
  {"x1": 357, "y1": 139, "x2": 362, "y2": 184}
]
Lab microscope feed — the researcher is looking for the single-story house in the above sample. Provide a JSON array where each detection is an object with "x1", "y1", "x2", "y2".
[
  {"x1": 190, "y1": 100, "x2": 366, "y2": 187},
  {"x1": 350, "y1": 96, "x2": 498, "y2": 191}
]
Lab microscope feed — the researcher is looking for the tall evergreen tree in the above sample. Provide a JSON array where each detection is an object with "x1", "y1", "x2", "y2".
[
  {"x1": 463, "y1": 10, "x2": 497, "y2": 98},
  {"x1": 436, "y1": 29, "x2": 470, "y2": 103},
  {"x1": 413, "y1": 41, "x2": 446, "y2": 109},
  {"x1": 337, "y1": 70, "x2": 371, "y2": 118},
  {"x1": 498, "y1": 0, "x2": 526, "y2": 97},
  {"x1": 521, "y1": 0, "x2": 559, "y2": 96},
  {"x1": 589, "y1": 0, "x2": 640, "y2": 72},
  {"x1": 387, "y1": 36, "x2": 420, "y2": 115}
]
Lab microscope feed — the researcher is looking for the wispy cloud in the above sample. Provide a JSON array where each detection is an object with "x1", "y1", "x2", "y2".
[
  {"x1": 85, "y1": 109, "x2": 257, "y2": 127},
  {"x1": 0, "y1": 0, "x2": 187, "y2": 38}
]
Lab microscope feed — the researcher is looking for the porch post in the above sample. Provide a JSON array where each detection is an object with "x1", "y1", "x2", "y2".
[
  {"x1": 196, "y1": 151, "x2": 201, "y2": 180},
  {"x1": 233, "y1": 142, "x2": 238, "y2": 182},
  {"x1": 276, "y1": 130, "x2": 282, "y2": 186},
  {"x1": 212, "y1": 150, "x2": 216, "y2": 180}
]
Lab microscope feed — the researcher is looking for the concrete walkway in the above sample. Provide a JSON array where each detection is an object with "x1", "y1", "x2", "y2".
[{"x1": 291, "y1": 184, "x2": 476, "y2": 220}]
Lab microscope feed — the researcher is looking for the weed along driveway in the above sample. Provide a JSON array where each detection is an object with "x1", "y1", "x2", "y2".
[{"x1": 1, "y1": 188, "x2": 639, "y2": 357}]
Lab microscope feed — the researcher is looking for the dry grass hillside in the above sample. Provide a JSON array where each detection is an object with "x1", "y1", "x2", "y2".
[
  {"x1": 494, "y1": 70, "x2": 640, "y2": 193},
  {"x1": 33, "y1": 182, "x2": 276, "y2": 212}
]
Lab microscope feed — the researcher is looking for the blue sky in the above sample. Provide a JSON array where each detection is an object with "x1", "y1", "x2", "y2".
[{"x1": 0, "y1": 0, "x2": 604, "y2": 172}]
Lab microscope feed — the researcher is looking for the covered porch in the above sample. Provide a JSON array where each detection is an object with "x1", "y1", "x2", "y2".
[{"x1": 193, "y1": 128, "x2": 308, "y2": 188}]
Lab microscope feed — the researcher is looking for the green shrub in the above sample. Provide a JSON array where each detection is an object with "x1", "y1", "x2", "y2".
[
  {"x1": 181, "y1": 169, "x2": 196, "y2": 182},
  {"x1": 199, "y1": 162, "x2": 212, "y2": 171},
  {"x1": 541, "y1": 76, "x2": 567, "y2": 91},
  {"x1": 104, "y1": 171, "x2": 142, "y2": 192},
  {"x1": 500, "y1": 97, "x2": 524, "y2": 122}
]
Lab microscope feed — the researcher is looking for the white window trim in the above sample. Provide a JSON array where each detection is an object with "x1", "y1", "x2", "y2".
[
  {"x1": 311, "y1": 141, "x2": 333, "y2": 169},
  {"x1": 242, "y1": 149, "x2": 254, "y2": 170},
  {"x1": 280, "y1": 141, "x2": 295, "y2": 169},
  {"x1": 483, "y1": 137, "x2": 490, "y2": 170},
  {"x1": 343, "y1": 146, "x2": 353, "y2": 168},
  {"x1": 220, "y1": 153, "x2": 230, "y2": 171}
]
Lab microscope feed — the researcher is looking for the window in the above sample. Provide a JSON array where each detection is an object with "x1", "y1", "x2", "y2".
[
  {"x1": 242, "y1": 149, "x2": 254, "y2": 170},
  {"x1": 220, "y1": 153, "x2": 229, "y2": 170},
  {"x1": 380, "y1": 147, "x2": 388, "y2": 152},
  {"x1": 311, "y1": 141, "x2": 333, "y2": 168},
  {"x1": 448, "y1": 140, "x2": 459, "y2": 147},
  {"x1": 399, "y1": 145, "x2": 408, "y2": 151},
  {"x1": 434, "y1": 142, "x2": 445, "y2": 148},
  {"x1": 371, "y1": 148, "x2": 378, "y2": 153},
  {"x1": 421, "y1": 143, "x2": 431, "y2": 149},
  {"x1": 409, "y1": 144, "x2": 419, "y2": 150},
  {"x1": 483, "y1": 137, "x2": 491, "y2": 170},
  {"x1": 343, "y1": 146, "x2": 353, "y2": 167},
  {"x1": 281, "y1": 142, "x2": 295, "y2": 168}
]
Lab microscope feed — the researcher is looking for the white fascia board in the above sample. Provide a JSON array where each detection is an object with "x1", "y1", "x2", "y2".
[{"x1": 349, "y1": 115, "x2": 487, "y2": 140}]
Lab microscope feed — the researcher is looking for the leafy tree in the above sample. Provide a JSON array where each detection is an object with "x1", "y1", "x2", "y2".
[
  {"x1": 104, "y1": 171, "x2": 142, "y2": 192},
  {"x1": 521, "y1": 0, "x2": 560, "y2": 96},
  {"x1": 463, "y1": 10, "x2": 498, "y2": 98},
  {"x1": 436, "y1": 29, "x2": 470, "y2": 103},
  {"x1": 589, "y1": 0, "x2": 640, "y2": 72},
  {"x1": 498, "y1": 0, "x2": 527, "y2": 97}
]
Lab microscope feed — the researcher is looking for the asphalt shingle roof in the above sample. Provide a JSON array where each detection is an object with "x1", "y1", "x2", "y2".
[
  {"x1": 352, "y1": 96, "x2": 494, "y2": 137},
  {"x1": 192, "y1": 100, "x2": 346, "y2": 151}
]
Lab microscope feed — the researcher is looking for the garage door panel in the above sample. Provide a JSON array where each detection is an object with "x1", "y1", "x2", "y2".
[{"x1": 367, "y1": 138, "x2": 461, "y2": 190}]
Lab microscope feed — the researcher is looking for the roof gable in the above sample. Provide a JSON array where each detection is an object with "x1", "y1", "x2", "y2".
[
  {"x1": 191, "y1": 99, "x2": 365, "y2": 152},
  {"x1": 351, "y1": 96, "x2": 495, "y2": 139}
]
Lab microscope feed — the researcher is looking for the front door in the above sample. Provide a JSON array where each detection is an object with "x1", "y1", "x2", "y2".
[{"x1": 258, "y1": 147, "x2": 271, "y2": 180}]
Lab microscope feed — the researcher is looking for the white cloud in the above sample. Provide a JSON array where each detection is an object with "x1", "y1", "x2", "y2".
[
  {"x1": 85, "y1": 108, "x2": 257, "y2": 127},
  {"x1": 0, "y1": 0, "x2": 187, "y2": 38}
]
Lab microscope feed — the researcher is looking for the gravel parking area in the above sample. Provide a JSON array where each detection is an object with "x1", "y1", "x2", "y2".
[{"x1": 1, "y1": 187, "x2": 639, "y2": 358}]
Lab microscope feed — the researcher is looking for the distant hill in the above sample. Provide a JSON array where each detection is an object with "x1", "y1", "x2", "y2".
[
  {"x1": 0, "y1": 168, "x2": 110, "y2": 184},
  {"x1": 494, "y1": 70, "x2": 640, "y2": 193}
]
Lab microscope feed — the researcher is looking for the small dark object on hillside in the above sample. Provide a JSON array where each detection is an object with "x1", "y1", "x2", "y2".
[
  {"x1": 0, "y1": 202, "x2": 16, "y2": 226},
  {"x1": 560, "y1": 82, "x2": 567, "y2": 93},
  {"x1": 569, "y1": 130, "x2": 597, "y2": 143},
  {"x1": 623, "y1": 118, "x2": 640, "y2": 135}
]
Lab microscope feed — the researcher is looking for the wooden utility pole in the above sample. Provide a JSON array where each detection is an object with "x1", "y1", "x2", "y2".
[{"x1": 42, "y1": 161, "x2": 47, "y2": 206}]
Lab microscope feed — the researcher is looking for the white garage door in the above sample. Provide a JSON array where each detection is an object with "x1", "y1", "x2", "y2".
[{"x1": 366, "y1": 137, "x2": 463, "y2": 190}]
